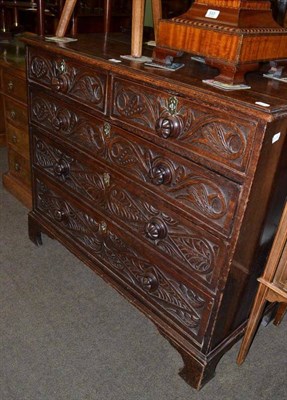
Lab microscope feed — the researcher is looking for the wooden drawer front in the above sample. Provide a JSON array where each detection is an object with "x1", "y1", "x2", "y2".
[
  {"x1": 7, "y1": 123, "x2": 29, "y2": 155},
  {"x1": 3, "y1": 71, "x2": 27, "y2": 103},
  {"x1": 28, "y1": 48, "x2": 107, "y2": 114},
  {"x1": 34, "y1": 176, "x2": 214, "y2": 346},
  {"x1": 32, "y1": 133, "x2": 228, "y2": 291},
  {"x1": 5, "y1": 98, "x2": 28, "y2": 128},
  {"x1": 30, "y1": 93, "x2": 240, "y2": 237},
  {"x1": 8, "y1": 148, "x2": 31, "y2": 186},
  {"x1": 111, "y1": 77, "x2": 255, "y2": 175},
  {"x1": 0, "y1": 67, "x2": 3, "y2": 90}
]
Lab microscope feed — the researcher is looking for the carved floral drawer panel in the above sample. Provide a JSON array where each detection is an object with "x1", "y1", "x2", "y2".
[
  {"x1": 111, "y1": 76, "x2": 256, "y2": 177},
  {"x1": 27, "y1": 48, "x2": 108, "y2": 114},
  {"x1": 31, "y1": 132, "x2": 228, "y2": 292},
  {"x1": 34, "y1": 175, "x2": 214, "y2": 347},
  {"x1": 29, "y1": 92, "x2": 241, "y2": 237}
]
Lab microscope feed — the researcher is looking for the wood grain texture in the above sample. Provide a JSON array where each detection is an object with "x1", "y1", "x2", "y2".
[
  {"x1": 55, "y1": 0, "x2": 78, "y2": 38},
  {"x1": 237, "y1": 201, "x2": 287, "y2": 364},
  {"x1": 154, "y1": 0, "x2": 287, "y2": 83},
  {"x1": 23, "y1": 33, "x2": 287, "y2": 390},
  {"x1": 0, "y1": 42, "x2": 31, "y2": 207}
]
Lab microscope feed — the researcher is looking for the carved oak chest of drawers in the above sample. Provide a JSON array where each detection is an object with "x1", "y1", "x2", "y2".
[{"x1": 23, "y1": 34, "x2": 287, "y2": 390}]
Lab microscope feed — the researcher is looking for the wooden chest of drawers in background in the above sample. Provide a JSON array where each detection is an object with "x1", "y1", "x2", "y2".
[
  {"x1": 0, "y1": 65, "x2": 6, "y2": 147},
  {"x1": 0, "y1": 41, "x2": 32, "y2": 208},
  {"x1": 23, "y1": 33, "x2": 287, "y2": 390}
]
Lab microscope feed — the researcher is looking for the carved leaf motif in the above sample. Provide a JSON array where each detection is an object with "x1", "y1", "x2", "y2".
[
  {"x1": 34, "y1": 137, "x2": 220, "y2": 280},
  {"x1": 32, "y1": 96, "x2": 105, "y2": 152},
  {"x1": 170, "y1": 173, "x2": 227, "y2": 220},
  {"x1": 32, "y1": 98, "x2": 50, "y2": 121},
  {"x1": 113, "y1": 80, "x2": 249, "y2": 169},
  {"x1": 72, "y1": 75, "x2": 104, "y2": 104},
  {"x1": 30, "y1": 53, "x2": 105, "y2": 107},
  {"x1": 30, "y1": 57, "x2": 51, "y2": 79},
  {"x1": 114, "y1": 85, "x2": 159, "y2": 128},
  {"x1": 108, "y1": 187, "x2": 147, "y2": 224},
  {"x1": 188, "y1": 117, "x2": 247, "y2": 162}
]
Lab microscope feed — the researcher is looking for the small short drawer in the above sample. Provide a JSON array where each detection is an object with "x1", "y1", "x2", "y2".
[
  {"x1": 3, "y1": 71, "x2": 27, "y2": 103},
  {"x1": 111, "y1": 76, "x2": 256, "y2": 176},
  {"x1": 8, "y1": 148, "x2": 31, "y2": 186},
  {"x1": 6, "y1": 123, "x2": 29, "y2": 155},
  {"x1": 34, "y1": 176, "x2": 214, "y2": 347},
  {"x1": 5, "y1": 99, "x2": 28, "y2": 128},
  {"x1": 28, "y1": 48, "x2": 107, "y2": 114}
]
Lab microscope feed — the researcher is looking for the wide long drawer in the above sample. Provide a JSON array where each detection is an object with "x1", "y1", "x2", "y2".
[
  {"x1": 33, "y1": 174, "x2": 214, "y2": 347},
  {"x1": 32, "y1": 132, "x2": 229, "y2": 292},
  {"x1": 27, "y1": 47, "x2": 108, "y2": 114},
  {"x1": 29, "y1": 92, "x2": 241, "y2": 237}
]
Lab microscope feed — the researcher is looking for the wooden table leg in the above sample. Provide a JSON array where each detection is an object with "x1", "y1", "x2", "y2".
[
  {"x1": 273, "y1": 302, "x2": 287, "y2": 326},
  {"x1": 237, "y1": 283, "x2": 269, "y2": 365},
  {"x1": 37, "y1": 0, "x2": 45, "y2": 37},
  {"x1": 104, "y1": 0, "x2": 112, "y2": 34},
  {"x1": 152, "y1": 0, "x2": 162, "y2": 42},
  {"x1": 131, "y1": 0, "x2": 145, "y2": 57},
  {"x1": 55, "y1": 0, "x2": 78, "y2": 38}
]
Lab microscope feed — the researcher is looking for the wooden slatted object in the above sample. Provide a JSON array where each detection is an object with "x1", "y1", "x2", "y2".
[
  {"x1": 131, "y1": 0, "x2": 162, "y2": 57},
  {"x1": 237, "y1": 200, "x2": 287, "y2": 365}
]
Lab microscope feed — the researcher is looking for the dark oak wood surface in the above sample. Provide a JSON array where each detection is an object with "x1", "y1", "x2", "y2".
[
  {"x1": 23, "y1": 32, "x2": 287, "y2": 390},
  {"x1": 0, "y1": 39, "x2": 32, "y2": 208}
]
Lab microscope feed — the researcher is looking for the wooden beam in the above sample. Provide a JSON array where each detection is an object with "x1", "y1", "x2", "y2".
[{"x1": 55, "y1": 0, "x2": 78, "y2": 38}]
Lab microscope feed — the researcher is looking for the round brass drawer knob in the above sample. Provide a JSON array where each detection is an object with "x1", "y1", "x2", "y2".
[{"x1": 14, "y1": 162, "x2": 20, "y2": 172}]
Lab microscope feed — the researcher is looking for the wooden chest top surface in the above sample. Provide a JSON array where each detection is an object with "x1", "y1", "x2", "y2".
[{"x1": 21, "y1": 33, "x2": 287, "y2": 121}]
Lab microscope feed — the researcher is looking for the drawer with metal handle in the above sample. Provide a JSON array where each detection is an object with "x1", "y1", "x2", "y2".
[
  {"x1": 30, "y1": 93, "x2": 241, "y2": 237},
  {"x1": 32, "y1": 132, "x2": 230, "y2": 292},
  {"x1": 33, "y1": 175, "x2": 214, "y2": 348},
  {"x1": 111, "y1": 75, "x2": 256, "y2": 178},
  {"x1": 28, "y1": 48, "x2": 108, "y2": 114},
  {"x1": 7, "y1": 148, "x2": 31, "y2": 186},
  {"x1": 3, "y1": 71, "x2": 27, "y2": 103}
]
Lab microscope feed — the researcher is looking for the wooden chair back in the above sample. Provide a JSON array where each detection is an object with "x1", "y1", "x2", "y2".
[{"x1": 237, "y1": 200, "x2": 287, "y2": 364}]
